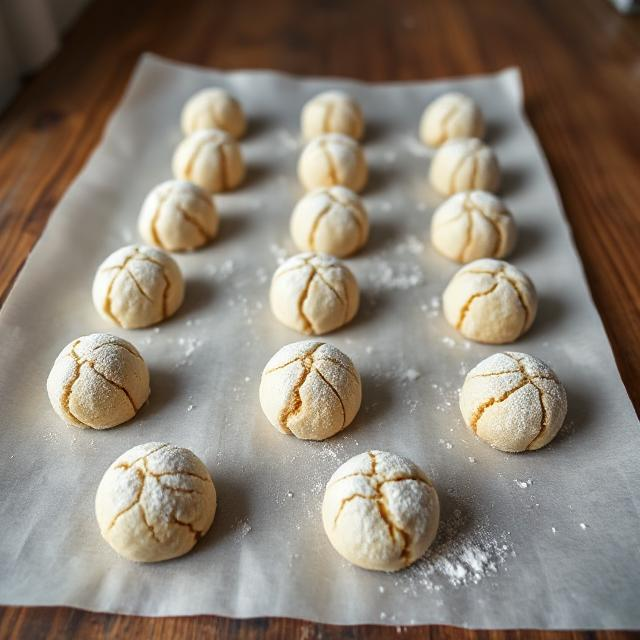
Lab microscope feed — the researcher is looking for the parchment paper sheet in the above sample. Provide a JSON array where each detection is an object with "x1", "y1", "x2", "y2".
[{"x1": 1, "y1": 54, "x2": 639, "y2": 628}]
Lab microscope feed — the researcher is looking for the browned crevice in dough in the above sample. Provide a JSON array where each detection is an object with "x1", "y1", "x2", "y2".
[
  {"x1": 158, "y1": 482, "x2": 202, "y2": 495},
  {"x1": 319, "y1": 139, "x2": 339, "y2": 185},
  {"x1": 501, "y1": 273, "x2": 531, "y2": 332},
  {"x1": 278, "y1": 343, "x2": 323, "y2": 429},
  {"x1": 526, "y1": 381, "x2": 548, "y2": 450},
  {"x1": 115, "y1": 443, "x2": 170, "y2": 470},
  {"x1": 85, "y1": 362, "x2": 137, "y2": 412},
  {"x1": 377, "y1": 497, "x2": 411, "y2": 564},
  {"x1": 297, "y1": 268, "x2": 316, "y2": 334},
  {"x1": 93, "y1": 340, "x2": 142, "y2": 360},
  {"x1": 324, "y1": 189, "x2": 366, "y2": 246},
  {"x1": 125, "y1": 268, "x2": 153, "y2": 302},
  {"x1": 139, "y1": 502, "x2": 161, "y2": 543},
  {"x1": 183, "y1": 137, "x2": 211, "y2": 180},
  {"x1": 460, "y1": 195, "x2": 474, "y2": 262},
  {"x1": 148, "y1": 469, "x2": 211, "y2": 483},
  {"x1": 60, "y1": 339, "x2": 86, "y2": 426},
  {"x1": 176, "y1": 204, "x2": 211, "y2": 242},
  {"x1": 332, "y1": 492, "x2": 372, "y2": 527},
  {"x1": 331, "y1": 452, "x2": 424, "y2": 564},
  {"x1": 173, "y1": 516, "x2": 204, "y2": 540},
  {"x1": 108, "y1": 467, "x2": 146, "y2": 530},
  {"x1": 448, "y1": 149, "x2": 476, "y2": 194},
  {"x1": 502, "y1": 353, "x2": 554, "y2": 450},
  {"x1": 314, "y1": 356, "x2": 359, "y2": 382},
  {"x1": 313, "y1": 267, "x2": 346, "y2": 306},
  {"x1": 468, "y1": 154, "x2": 478, "y2": 189},
  {"x1": 217, "y1": 144, "x2": 228, "y2": 191},
  {"x1": 107, "y1": 455, "x2": 211, "y2": 537},
  {"x1": 463, "y1": 268, "x2": 500, "y2": 276},
  {"x1": 206, "y1": 103, "x2": 222, "y2": 130},
  {"x1": 313, "y1": 367, "x2": 346, "y2": 428},
  {"x1": 437, "y1": 104, "x2": 459, "y2": 146},
  {"x1": 101, "y1": 248, "x2": 168, "y2": 325},
  {"x1": 469, "y1": 369, "x2": 520, "y2": 379},
  {"x1": 469, "y1": 378, "x2": 529, "y2": 432},
  {"x1": 455, "y1": 281, "x2": 498, "y2": 329},
  {"x1": 149, "y1": 188, "x2": 172, "y2": 249},
  {"x1": 322, "y1": 101, "x2": 335, "y2": 134},
  {"x1": 307, "y1": 203, "x2": 333, "y2": 250}
]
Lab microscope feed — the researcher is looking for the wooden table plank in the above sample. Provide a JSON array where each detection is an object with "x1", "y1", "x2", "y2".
[{"x1": 0, "y1": 0, "x2": 638, "y2": 637}]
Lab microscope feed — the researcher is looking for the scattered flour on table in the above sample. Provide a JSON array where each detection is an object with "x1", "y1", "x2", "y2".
[
  {"x1": 515, "y1": 479, "x2": 532, "y2": 489},
  {"x1": 395, "y1": 509, "x2": 513, "y2": 593},
  {"x1": 233, "y1": 517, "x2": 252, "y2": 542}
]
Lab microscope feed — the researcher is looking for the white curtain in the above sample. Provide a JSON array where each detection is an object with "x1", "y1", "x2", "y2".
[{"x1": 0, "y1": 0, "x2": 91, "y2": 109}]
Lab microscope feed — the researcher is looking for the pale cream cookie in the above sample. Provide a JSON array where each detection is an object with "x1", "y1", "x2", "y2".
[
  {"x1": 259, "y1": 340, "x2": 362, "y2": 440},
  {"x1": 420, "y1": 92, "x2": 485, "y2": 147},
  {"x1": 138, "y1": 180, "x2": 219, "y2": 252},
  {"x1": 459, "y1": 352, "x2": 567, "y2": 452},
  {"x1": 297, "y1": 133, "x2": 368, "y2": 192},
  {"x1": 442, "y1": 258, "x2": 537, "y2": 344},
  {"x1": 92, "y1": 245, "x2": 184, "y2": 329},
  {"x1": 46, "y1": 333, "x2": 149, "y2": 429},
  {"x1": 322, "y1": 450, "x2": 440, "y2": 571},
  {"x1": 269, "y1": 252, "x2": 359, "y2": 335},
  {"x1": 181, "y1": 88, "x2": 247, "y2": 138},
  {"x1": 95, "y1": 442, "x2": 216, "y2": 562},
  {"x1": 430, "y1": 190, "x2": 516, "y2": 263},
  {"x1": 172, "y1": 128, "x2": 245, "y2": 193},
  {"x1": 290, "y1": 186, "x2": 369, "y2": 258},
  {"x1": 301, "y1": 90, "x2": 364, "y2": 141},
  {"x1": 429, "y1": 138, "x2": 500, "y2": 196}
]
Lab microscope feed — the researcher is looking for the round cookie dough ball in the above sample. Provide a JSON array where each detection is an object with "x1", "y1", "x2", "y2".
[
  {"x1": 46, "y1": 333, "x2": 149, "y2": 429},
  {"x1": 290, "y1": 186, "x2": 369, "y2": 258},
  {"x1": 301, "y1": 91, "x2": 364, "y2": 141},
  {"x1": 95, "y1": 442, "x2": 216, "y2": 562},
  {"x1": 430, "y1": 191, "x2": 516, "y2": 263},
  {"x1": 138, "y1": 180, "x2": 219, "y2": 252},
  {"x1": 322, "y1": 450, "x2": 440, "y2": 571},
  {"x1": 297, "y1": 133, "x2": 368, "y2": 193},
  {"x1": 429, "y1": 138, "x2": 500, "y2": 196},
  {"x1": 259, "y1": 340, "x2": 362, "y2": 440},
  {"x1": 181, "y1": 88, "x2": 247, "y2": 138},
  {"x1": 172, "y1": 128, "x2": 245, "y2": 193},
  {"x1": 420, "y1": 92, "x2": 485, "y2": 147},
  {"x1": 460, "y1": 352, "x2": 567, "y2": 452},
  {"x1": 270, "y1": 252, "x2": 359, "y2": 335},
  {"x1": 92, "y1": 245, "x2": 185, "y2": 329},
  {"x1": 442, "y1": 258, "x2": 537, "y2": 344}
]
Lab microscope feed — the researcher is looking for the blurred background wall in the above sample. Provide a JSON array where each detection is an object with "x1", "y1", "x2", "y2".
[{"x1": 0, "y1": 0, "x2": 91, "y2": 108}]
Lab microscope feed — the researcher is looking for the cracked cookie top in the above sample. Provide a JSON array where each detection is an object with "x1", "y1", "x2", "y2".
[
  {"x1": 297, "y1": 133, "x2": 368, "y2": 193},
  {"x1": 419, "y1": 92, "x2": 485, "y2": 148},
  {"x1": 460, "y1": 351, "x2": 567, "y2": 452},
  {"x1": 181, "y1": 88, "x2": 246, "y2": 139},
  {"x1": 322, "y1": 450, "x2": 440, "y2": 572},
  {"x1": 429, "y1": 137, "x2": 500, "y2": 196},
  {"x1": 92, "y1": 244, "x2": 185, "y2": 329},
  {"x1": 259, "y1": 340, "x2": 362, "y2": 440},
  {"x1": 138, "y1": 179, "x2": 219, "y2": 252},
  {"x1": 301, "y1": 91, "x2": 364, "y2": 141},
  {"x1": 95, "y1": 442, "x2": 216, "y2": 563},
  {"x1": 430, "y1": 190, "x2": 517, "y2": 263},
  {"x1": 46, "y1": 332, "x2": 150, "y2": 429},
  {"x1": 290, "y1": 186, "x2": 369, "y2": 258},
  {"x1": 269, "y1": 252, "x2": 359, "y2": 335},
  {"x1": 442, "y1": 258, "x2": 537, "y2": 344},
  {"x1": 172, "y1": 128, "x2": 245, "y2": 193}
]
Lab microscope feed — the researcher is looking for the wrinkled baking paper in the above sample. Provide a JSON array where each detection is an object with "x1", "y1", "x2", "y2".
[{"x1": 0, "y1": 54, "x2": 638, "y2": 628}]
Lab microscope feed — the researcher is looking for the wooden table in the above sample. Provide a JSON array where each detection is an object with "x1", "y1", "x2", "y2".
[{"x1": 1, "y1": 0, "x2": 638, "y2": 638}]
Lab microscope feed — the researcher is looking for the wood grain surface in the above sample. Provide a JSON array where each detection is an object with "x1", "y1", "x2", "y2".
[{"x1": 0, "y1": 0, "x2": 639, "y2": 638}]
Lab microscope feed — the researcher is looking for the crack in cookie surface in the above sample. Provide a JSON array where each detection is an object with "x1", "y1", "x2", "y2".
[
  {"x1": 330, "y1": 452, "x2": 431, "y2": 566},
  {"x1": 106, "y1": 449, "x2": 212, "y2": 540}
]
